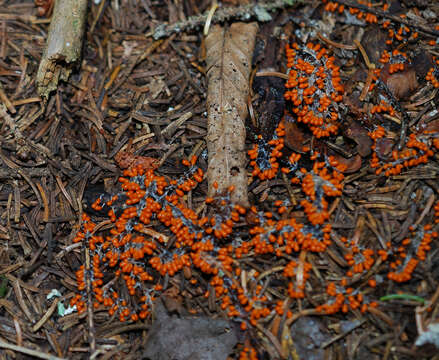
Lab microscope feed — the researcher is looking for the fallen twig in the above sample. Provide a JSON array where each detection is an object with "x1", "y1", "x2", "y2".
[{"x1": 149, "y1": 0, "x2": 301, "y2": 40}]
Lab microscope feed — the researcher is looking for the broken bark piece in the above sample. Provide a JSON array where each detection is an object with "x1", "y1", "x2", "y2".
[
  {"x1": 36, "y1": 0, "x2": 88, "y2": 97},
  {"x1": 205, "y1": 23, "x2": 258, "y2": 207}
]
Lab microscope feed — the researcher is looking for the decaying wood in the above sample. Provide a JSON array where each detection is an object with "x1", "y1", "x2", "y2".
[
  {"x1": 151, "y1": 0, "x2": 298, "y2": 40},
  {"x1": 36, "y1": 0, "x2": 88, "y2": 97},
  {"x1": 205, "y1": 23, "x2": 258, "y2": 207}
]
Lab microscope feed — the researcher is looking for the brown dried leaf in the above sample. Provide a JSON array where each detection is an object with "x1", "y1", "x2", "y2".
[
  {"x1": 284, "y1": 114, "x2": 310, "y2": 153},
  {"x1": 289, "y1": 317, "x2": 331, "y2": 360},
  {"x1": 421, "y1": 119, "x2": 439, "y2": 133},
  {"x1": 343, "y1": 89, "x2": 365, "y2": 115},
  {"x1": 205, "y1": 23, "x2": 258, "y2": 207},
  {"x1": 142, "y1": 299, "x2": 238, "y2": 360},
  {"x1": 380, "y1": 65, "x2": 419, "y2": 100},
  {"x1": 413, "y1": 50, "x2": 435, "y2": 79},
  {"x1": 332, "y1": 154, "x2": 362, "y2": 174},
  {"x1": 114, "y1": 151, "x2": 159, "y2": 170},
  {"x1": 342, "y1": 120, "x2": 373, "y2": 157},
  {"x1": 375, "y1": 137, "x2": 394, "y2": 159},
  {"x1": 359, "y1": 28, "x2": 389, "y2": 66}
]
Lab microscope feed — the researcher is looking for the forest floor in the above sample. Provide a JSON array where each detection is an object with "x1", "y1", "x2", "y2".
[{"x1": 1, "y1": 0, "x2": 439, "y2": 359}]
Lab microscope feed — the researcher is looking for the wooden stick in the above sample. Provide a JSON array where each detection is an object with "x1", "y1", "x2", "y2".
[{"x1": 36, "y1": 0, "x2": 88, "y2": 97}]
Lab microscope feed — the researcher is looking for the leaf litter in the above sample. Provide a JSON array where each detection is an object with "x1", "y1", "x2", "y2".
[{"x1": 0, "y1": 0, "x2": 439, "y2": 359}]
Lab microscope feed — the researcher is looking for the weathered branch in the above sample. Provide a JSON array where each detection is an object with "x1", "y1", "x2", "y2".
[
  {"x1": 36, "y1": 0, "x2": 88, "y2": 97},
  {"x1": 150, "y1": 0, "x2": 299, "y2": 40}
]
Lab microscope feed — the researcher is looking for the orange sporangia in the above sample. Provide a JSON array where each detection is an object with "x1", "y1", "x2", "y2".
[
  {"x1": 68, "y1": 6, "x2": 439, "y2": 358},
  {"x1": 284, "y1": 42, "x2": 343, "y2": 138}
]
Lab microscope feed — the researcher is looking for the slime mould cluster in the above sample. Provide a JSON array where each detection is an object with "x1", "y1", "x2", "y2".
[{"x1": 71, "y1": 1, "x2": 439, "y2": 358}]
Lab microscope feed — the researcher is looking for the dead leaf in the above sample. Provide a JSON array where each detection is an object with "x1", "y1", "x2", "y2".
[
  {"x1": 205, "y1": 23, "x2": 258, "y2": 207},
  {"x1": 142, "y1": 299, "x2": 238, "y2": 360},
  {"x1": 380, "y1": 65, "x2": 419, "y2": 99},
  {"x1": 344, "y1": 69, "x2": 368, "y2": 97},
  {"x1": 413, "y1": 50, "x2": 436, "y2": 79},
  {"x1": 332, "y1": 154, "x2": 362, "y2": 173},
  {"x1": 252, "y1": 76, "x2": 285, "y2": 138},
  {"x1": 161, "y1": 292, "x2": 185, "y2": 315},
  {"x1": 420, "y1": 119, "x2": 439, "y2": 133},
  {"x1": 359, "y1": 28, "x2": 389, "y2": 66},
  {"x1": 343, "y1": 89, "x2": 366, "y2": 116},
  {"x1": 284, "y1": 114, "x2": 310, "y2": 153},
  {"x1": 342, "y1": 120, "x2": 373, "y2": 157},
  {"x1": 114, "y1": 150, "x2": 159, "y2": 170},
  {"x1": 375, "y1": 137, "x2": 394, "y2": 160},
  {"x1": 289, "y1": 317, "x2": 330, "y2": 360}
]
